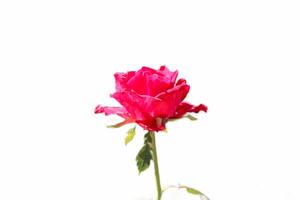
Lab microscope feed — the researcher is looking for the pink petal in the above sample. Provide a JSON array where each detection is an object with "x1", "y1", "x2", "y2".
[
  {"x1": 126, "y1": 69, "x2": 149, "y2": 95},
  {"x1": 114, "y1": 71, "x2": 136, "y2": 92},
  {"x1": 156, "y1": 81, "x2": 190, "y2": 117},
  {"x1": 171, "y1": 102, "x2": 208, "y2": 119},
  {"x1": 126, "y1": 66, "x2": 179, "y2": 96},
  {"x1": 158, "y1": 65, "x2": 178, "y2": 85},
  {"x1": 111, "y1": 91, "x2": 152, "y2": 121},
  {"x1": 145, "y1": 73, "x2": 174, "y2": 96},
  {"x1": 175, "y1": 78, "x2": 187, "y2": 86},
  {"x1": 94, "y1": 104, "x2": 130, "y2": 119},
  {"x1": 140, "y1": 66, "x2": 157, "y2": 73}
]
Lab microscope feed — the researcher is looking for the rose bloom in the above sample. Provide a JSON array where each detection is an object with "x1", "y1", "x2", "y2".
[{"x1": 95, "y1": 66, "x2": 207, "y2": 131}]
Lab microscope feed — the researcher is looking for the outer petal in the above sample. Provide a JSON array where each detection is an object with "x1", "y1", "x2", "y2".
[
  {"x1": 114, "y1": 71, "x2": 136, "y2": 92},
  {"x1": 171, "y1": 102, "x2": 208, "y2": 119},
  {"x1": 175, "y1": 78, "x2": 187, "y2": 86},
  {"x1": 94, "y1": 104, "x2": 130, "y2": 119},
  {"x1": 111, "y1": 91, "x2": 152, "y2": 121},
  {"x1": 158, "y1": 65, "x2": 178, "y2": 85},
  {"x1": 126, "y1": 69, "x2": 150, "y2": 95},
  {"x1": 145, "y1": 73, "x2": 174, "y2": 96},
  {"x1": 155, "y1": 81, "x2": 190, "y2": 117}
]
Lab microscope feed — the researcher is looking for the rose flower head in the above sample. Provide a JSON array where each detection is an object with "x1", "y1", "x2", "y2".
[{"x1": 95, "y1": 66, "x2": 207, "y2": 131}]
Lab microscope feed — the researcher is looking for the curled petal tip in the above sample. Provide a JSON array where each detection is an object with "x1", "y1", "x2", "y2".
[
  {"x1": 198, "y1": 104, "x2": 208, "y2": 113},
  {"x1": 176, "y1": 78, "x2": 187, "y2": 86},
  {"x1": 159, "y1": 65, "x2": 166, "y2": 70},
  {"x1": 94, "y1": 105, "x2": 104, "y2": 114}
]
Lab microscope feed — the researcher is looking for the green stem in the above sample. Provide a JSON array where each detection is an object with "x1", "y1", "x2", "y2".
[{"x1": 150, "y1": 131, "x2": 162, "y2": 200}]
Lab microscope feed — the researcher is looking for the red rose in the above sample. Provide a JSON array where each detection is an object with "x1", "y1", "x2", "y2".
[{"x1": 95, "y1": 66, "x2": 207, "y2": 131}]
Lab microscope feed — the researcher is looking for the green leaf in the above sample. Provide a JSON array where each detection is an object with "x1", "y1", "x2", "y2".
[
  {"x1": 125, "y1": 126, "x2": 136, "y2": 145},
  {"x1": 185, "y1": 186, "x2": 209, "y2": 200},
  {"x1": 143, "y1": 131, "x2": 152, "y2": 144},
  {"x1": 136, "y1": 144, "x2": 152, "y2": 173},
  {"x1": 162, "y1": 184, "x2": 209, "y2": 199},
  {"x1": 185, "y1": 114, "x2": 198, "y2": 121},
  {"x1": 136, "y1": 132, "x2": 153, "y2": 174},
  {"x1": 186, "y1": 187, "x2": 203, "y2": 195}
]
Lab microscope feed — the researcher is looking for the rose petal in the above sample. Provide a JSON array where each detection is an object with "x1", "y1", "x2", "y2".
[
  {"x1": 126, "y1": 66, "x2": 179, "y2": 96},
  {"x1": 171, "y1": 102, "x2": 208, "y2": 119},
  {"x1": 158, "y1": 65, "x2": 178, "y2": 85},
  {"x1": 114, "y1": 71, "x2": 136, "y2": 92},
  {"x1": 111, "y1": 91, "x2": 152, "y2": 121},
  {"x1": 145, "y1": 73, "x2": 173, "y2": 96},
  {"x1": 140, "y1": 66, "x2": 157, "y2": 73},
  {"x1": 126, "y1": 69, "x2": 149, "y2": 95},
  {"x1": 156, "y1": 81, "x2": 190, "y2": 117},
  {"x1": 176, "y1": 78, "x2": 187, "y2": 86},
  {"x1": 94, "y1": 104, "x2": 130, "y2": 118}
]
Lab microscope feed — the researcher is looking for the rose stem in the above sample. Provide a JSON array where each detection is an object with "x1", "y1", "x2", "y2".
[{"x1": 150, "y1": 131, "x2": 162, "y2": 200}]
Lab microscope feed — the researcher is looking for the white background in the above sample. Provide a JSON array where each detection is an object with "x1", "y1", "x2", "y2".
[{"x1": 1, "y1": 0, "x2": 300, "y2": 199}]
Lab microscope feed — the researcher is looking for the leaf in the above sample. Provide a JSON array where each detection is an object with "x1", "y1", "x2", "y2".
[
  {"x1": 186, "y1": 187, "x2": 203, "y2": 195},
  {"x1": 143, "y1": 131, "x2": 152, "y2": 144},
  {"x1": 136, "y1": 132, "x2": 153, "y2": 174},
  {"x1": 136, "y1": 144, "x2": 152, "y2": 173},
  {"x1": 125, "y1": 126, "x2": 136, "y2": 145},
  {"x1": 185, "y1": 186, "x2": 209, "y2": 200},
  {"x1": 185, "y1": 114, "x2": 198, "y2": 121},
  {"x1": 162, "y1": 184, "x2": 209, "y2": 200}
]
